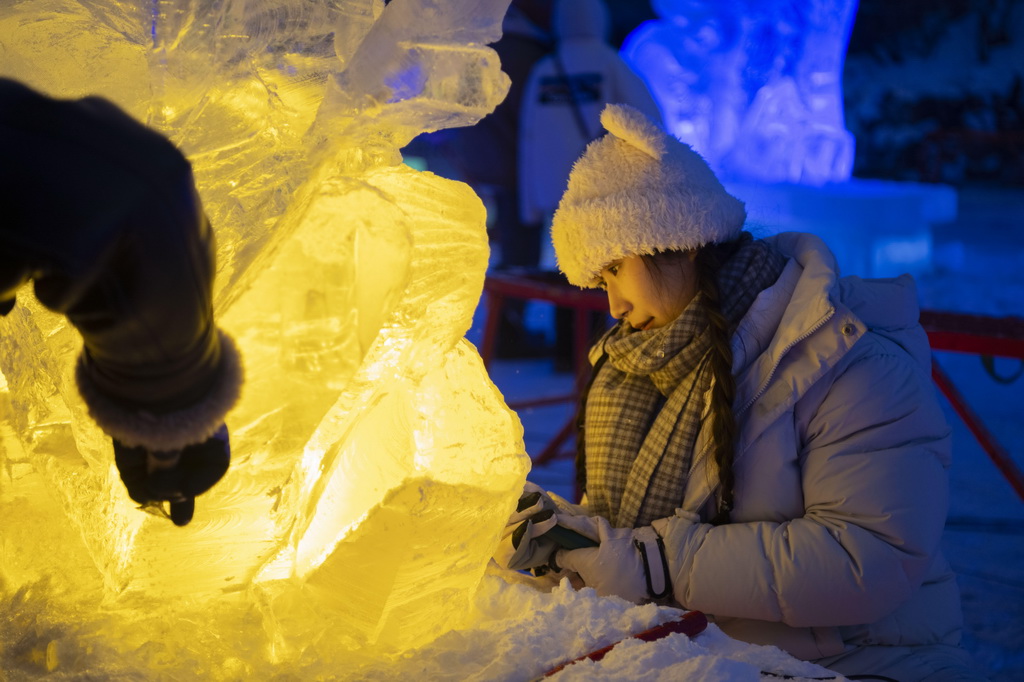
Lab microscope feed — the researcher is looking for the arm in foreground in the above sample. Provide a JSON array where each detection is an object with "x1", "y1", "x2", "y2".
[{"x1": 0, "y1": 79, "x2": 242, "y2": 525}]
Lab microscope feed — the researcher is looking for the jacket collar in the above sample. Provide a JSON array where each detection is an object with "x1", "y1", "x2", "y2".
[
  {"x1": 684, "y1": 233, "x2": 925, "y2": 515},
  {"x1": 731, "y1": 232, "x2": 848, "y2": 413}
]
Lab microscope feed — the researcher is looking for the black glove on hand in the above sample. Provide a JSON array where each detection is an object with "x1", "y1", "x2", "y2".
[
  {"x1": 113, "y1": 424, "x2": 230, "y2": 526},
  {"x1": 0, "y1": 80, "x2": 242, "y2": 525}
]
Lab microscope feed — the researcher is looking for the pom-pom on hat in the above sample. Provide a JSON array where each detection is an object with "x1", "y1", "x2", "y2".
[{"x1": 551, "y1": 103, "x2": 747, "y2": 287}]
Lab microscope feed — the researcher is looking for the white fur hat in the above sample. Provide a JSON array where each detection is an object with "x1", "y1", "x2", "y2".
[{"x1": 551, "y1": 103, "x2": 746, "y2": 287}]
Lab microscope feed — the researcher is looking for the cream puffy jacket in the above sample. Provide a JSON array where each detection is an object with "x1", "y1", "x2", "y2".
[{"x1": 650, "y1": 232, "x2": 963, "y2": 661}]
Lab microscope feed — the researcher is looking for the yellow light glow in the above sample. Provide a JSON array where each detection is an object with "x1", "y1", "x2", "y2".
[{"x1": 0, "y1": 0, "x2": 525, "y2": 666}]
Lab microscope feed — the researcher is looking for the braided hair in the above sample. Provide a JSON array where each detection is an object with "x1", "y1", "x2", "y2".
[
  {"x1": 692, "y1": 239, "x2": 744, "y2": 525},
  {"x1": 644, "y1": 241, "x2": 742, "y2": 524}
]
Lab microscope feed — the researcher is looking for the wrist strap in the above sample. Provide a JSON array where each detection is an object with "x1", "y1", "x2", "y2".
[{"x1": 634, "y1": 526, "x2": 672, "y2": 599}]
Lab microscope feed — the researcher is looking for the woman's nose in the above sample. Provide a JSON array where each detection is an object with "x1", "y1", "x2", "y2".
[{"x1": 607, "y1": 288, "x2": 628, "y2": 321}]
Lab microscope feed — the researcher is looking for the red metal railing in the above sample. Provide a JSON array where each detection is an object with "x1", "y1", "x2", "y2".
[
  {"x1": 483, "y1": 273, "x2": 1024, "y2": 502},
  {"x1": 922, "y1": 311, "x2": 1024, "y2": 501},
  {"x1": 481, "y1": 272, "x2": 609, "y2": 373},
  {"x1": 481, "y1": 273, "x2": 607, "y2": 464}
]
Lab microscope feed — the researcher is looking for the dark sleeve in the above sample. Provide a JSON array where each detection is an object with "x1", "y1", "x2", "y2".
[
  {"x1": 0, "y1": 78, "x2": 241, "y2": 451},
  {"x1": 1, "y1": 78, "x2": 190, "y2": 307}
]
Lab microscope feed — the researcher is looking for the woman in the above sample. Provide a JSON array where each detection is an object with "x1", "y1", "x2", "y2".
[{"x1": 501, "y1": 104, "x2": 983, "y2": 681}]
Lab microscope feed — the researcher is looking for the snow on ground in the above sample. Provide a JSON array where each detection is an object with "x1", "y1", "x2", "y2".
[
  {"x1": 352, "y1": 572, "x2": 842, "y2": 681},
  {"x1": 471, "y1": 185, "x2": 1024, "y2": 681}
]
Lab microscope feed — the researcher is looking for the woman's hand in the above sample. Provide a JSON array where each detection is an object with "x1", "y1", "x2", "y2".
[
  {"x1": 555, "y1": 515, "x2": 673, "y2": 603},
  {"x1": 493, "y1": 482, "x2": 594, "y2": 572}
]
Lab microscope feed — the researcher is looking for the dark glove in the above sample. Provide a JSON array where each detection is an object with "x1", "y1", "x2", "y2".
[{"x1": 113, "y1": 424, "x2": 231, "y2": 526}]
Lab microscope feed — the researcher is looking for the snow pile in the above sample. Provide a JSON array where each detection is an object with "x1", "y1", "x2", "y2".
[
  {"x1": 352, "y1": 570, "x2": 846, "y2": 681},
  {"x1": 0, "y1": 510, "x2": 845, "y2": 681}
]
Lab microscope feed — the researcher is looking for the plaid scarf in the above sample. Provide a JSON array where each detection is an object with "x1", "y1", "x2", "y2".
[{"x1": 583, "y1": 235, "x2": 788, "y2": 527}]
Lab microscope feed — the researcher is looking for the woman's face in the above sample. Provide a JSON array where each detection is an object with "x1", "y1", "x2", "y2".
[{"x1": 597, "y1": 252, "x2": 698, "y2": 331}]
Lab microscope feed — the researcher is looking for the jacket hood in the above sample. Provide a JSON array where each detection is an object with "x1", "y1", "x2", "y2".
[
  {"x1": 553, "y1": 0, "x2": 609, "y2": 42},
  {"x1": 769, "y1": 231, "x2": 926, "y2": 368},
  {"x1": 730, "y1": 232, "x2": 842, "y2": 395}
]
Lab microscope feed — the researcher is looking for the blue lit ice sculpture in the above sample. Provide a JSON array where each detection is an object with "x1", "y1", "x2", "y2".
[
  {"x1": 622, "y1": 0, "x2": 957, "y2": 279},
  {"x1": 623, "y1": 0, "x2": 857, "y2": 185}
]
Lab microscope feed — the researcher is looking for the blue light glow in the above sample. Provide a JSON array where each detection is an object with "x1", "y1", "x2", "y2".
[{"x1": 623, "y1": 0, "x2": 859, "y2": 186}]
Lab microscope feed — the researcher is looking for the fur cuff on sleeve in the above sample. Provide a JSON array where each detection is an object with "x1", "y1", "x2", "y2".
[{"x1": 76, "y1": 329, "x2": 243, "y2": 451}]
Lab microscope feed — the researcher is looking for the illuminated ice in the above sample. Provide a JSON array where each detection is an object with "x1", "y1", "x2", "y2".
[
  {"x1": 0, "y1": 0, "x2": 529, "y2": 668},
  {"x1": 622, "y1": 0, "x2": 859, "y2": 185},
  {"x1": 621, "y1": 0, "x2": 956, "y2": 278}
]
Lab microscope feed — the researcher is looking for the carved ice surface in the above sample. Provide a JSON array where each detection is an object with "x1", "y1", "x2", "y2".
[
  {"x1": 622, "y1": 0, "x2": 954, "y2": 279},
  {"x1": 0, "y1": 0, "x2": 530, "y2": 671},
  {"x1": 622, "y1": 0, "x2": 859, "y2": 186}
]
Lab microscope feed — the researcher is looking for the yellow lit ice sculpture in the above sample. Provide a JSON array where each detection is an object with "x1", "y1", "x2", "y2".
[{"x1": 0, "y1": 0, "x2": 529, "y2": 672}]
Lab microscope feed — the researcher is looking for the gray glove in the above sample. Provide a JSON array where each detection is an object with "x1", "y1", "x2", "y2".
[
  {"x1": 556, "y1": 514, "x2": 679, "y2": 603},
  {"x1": 494, "y1": 483, "x2": 597, "y2": 572}
]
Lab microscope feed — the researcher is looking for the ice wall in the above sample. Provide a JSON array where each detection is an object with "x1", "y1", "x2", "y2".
[
  {"x1": 622, "y1": 0, "x2": 859, "y2": 186},
  {"x1": 0, "y1": 0, "x2": 529, "y2": 670}
]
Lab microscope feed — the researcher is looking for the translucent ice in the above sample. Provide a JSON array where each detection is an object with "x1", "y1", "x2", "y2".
[
  {"x1": 623, "y1": 0, "x2": 859, "y2": 185},
  {"x1": 0, "y1": 0, "x2": 528, "y2": 666},
  {"x1": 621, "y1": 1, "x2": 956, "y2": 278}
]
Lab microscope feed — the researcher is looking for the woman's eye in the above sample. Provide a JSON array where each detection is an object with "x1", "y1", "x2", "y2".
[{"x1": 608, "y1": 265, "x2": 619, "y2": 276}]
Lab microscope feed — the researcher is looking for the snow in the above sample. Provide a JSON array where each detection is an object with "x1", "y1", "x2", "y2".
[
  {"x1": 842, "y1": 1, "x2": 1024, "y2": 184},
  {"x1": 350, "y1": 572, "x2": 843, "y2": 681},
  {"x1": 844, "y1": 3, "x2": 1024, "y2": 117}
]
